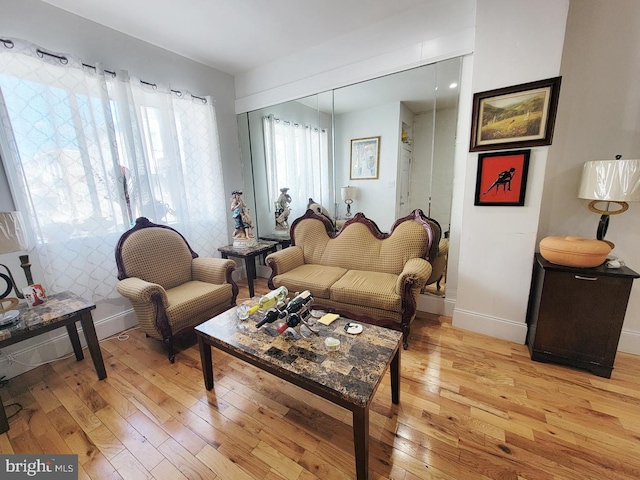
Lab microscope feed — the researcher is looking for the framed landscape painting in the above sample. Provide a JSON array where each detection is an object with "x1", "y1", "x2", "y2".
[
  {"x1": 350, "y1": 136, "x2": 380, "y2": 180},
  {"x1": 469, "y1": 77, "x2": 561, "y2": 152},
  {"x1": 474, "y1": 150, "x2": 530, "y2": 206}
]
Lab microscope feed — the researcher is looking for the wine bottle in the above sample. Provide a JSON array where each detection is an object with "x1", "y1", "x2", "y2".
[
  {"x1": 255, "y1": 308, "x2": 281, "y2": 328},
  {"x1": 283, "y1": 290, "x2": 312, "y2": 315},
  {"x1": 277, "y1": 312, "x2": 301, "y2": 333},
  {"x1": 248, "y1": 286, "x2": 288, "y2": 314}
]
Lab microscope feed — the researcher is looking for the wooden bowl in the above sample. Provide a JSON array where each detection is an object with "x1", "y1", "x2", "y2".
[{"x1": 539, "y1": 236, "x2": 612, "y2": 268}]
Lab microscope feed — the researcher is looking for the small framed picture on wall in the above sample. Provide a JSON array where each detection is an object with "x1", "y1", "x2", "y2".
[
  {"x1": 350, "y1": 136, "x2": 380, "y2": 180},
  {"x1": 474, "y1": 150, "x2": 531, "y2": 206}
]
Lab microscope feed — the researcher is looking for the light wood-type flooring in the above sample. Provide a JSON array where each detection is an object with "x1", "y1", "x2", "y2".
[{"x1": 1, "y1": 277, "x2": 639, "y2": 479}]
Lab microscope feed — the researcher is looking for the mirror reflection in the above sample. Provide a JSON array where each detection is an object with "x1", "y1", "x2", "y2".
[{"x1": 238, "y1": 56, "x2": 462, "y2": 298}]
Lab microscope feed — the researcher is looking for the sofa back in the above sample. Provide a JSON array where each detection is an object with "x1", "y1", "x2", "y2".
[
  {"x1": 290, "y1": 209, "x2": 439, "y2": 276},
  {"x1": 116, "y1": 217, "x2": 197, "y2": 289}
]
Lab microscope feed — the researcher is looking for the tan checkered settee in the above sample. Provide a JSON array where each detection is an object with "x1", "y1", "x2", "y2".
[
  {"x1": 266, "y1": 209, "x2": 441, "y2": 348},
  {"x1": 115, "y1": 217, "x2": 238, "y2": 362}
]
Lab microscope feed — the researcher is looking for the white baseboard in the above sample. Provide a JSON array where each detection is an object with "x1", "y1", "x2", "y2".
[
  {"x1": 0, "y1": 309, "x2": 138, "y2": 381},
  {"x1": 452, "y1": 308, "x2": 528, "y2": 345},
  {"x1": 617, "y1": 328, "x2": 640, "y2": 355},
  {"x1": 417, "y1": 293, "x2": 455, "y2": 317},
  {"x1": 451, "y1": 308, "x2": 640, "y2": 356}
]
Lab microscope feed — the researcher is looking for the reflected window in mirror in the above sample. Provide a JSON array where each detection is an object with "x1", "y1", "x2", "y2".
[{"x1": 263, "y1": 114, "x2": 330, "y2": 222}]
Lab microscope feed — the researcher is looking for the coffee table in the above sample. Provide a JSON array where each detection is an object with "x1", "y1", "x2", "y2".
[{"x1": 195, "y1": 305, "x2": 401, "y2": 480}]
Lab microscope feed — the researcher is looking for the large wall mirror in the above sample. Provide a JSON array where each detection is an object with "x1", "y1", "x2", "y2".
[{"x1": 237, "y1": 56, "x2": 462, "y2": 300}]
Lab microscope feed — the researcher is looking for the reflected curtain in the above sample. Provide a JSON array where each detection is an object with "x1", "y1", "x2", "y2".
[
  {"x1": 262, "y1": 114, "x2": 329, "y2": 220},
  {"x1": 0, "y1": 38, "x2": 228, "y2": 301}
]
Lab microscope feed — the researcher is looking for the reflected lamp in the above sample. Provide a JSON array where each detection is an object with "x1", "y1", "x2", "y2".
[
  {"x1": 578, "y1": 156, "x2": 640, "y2": 242},
  {"x1": 0, "y1": 211, "x2": 32, "y2": 300},
  {"x1": 341, "y1": 186, "x2": 357, "y2": 218}
]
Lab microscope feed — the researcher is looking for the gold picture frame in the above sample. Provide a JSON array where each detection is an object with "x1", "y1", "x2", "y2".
[
  {"x1": 470, "y1": 77, "x2": 561, "y2": 152},
  {"x1": 350, "y1": 136, "x2": 380, "y2": 180}
]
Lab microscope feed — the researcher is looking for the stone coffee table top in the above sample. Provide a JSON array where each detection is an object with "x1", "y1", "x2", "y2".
[{"x1": 195, "y1": 304, "x2": 402, "y2": 407}]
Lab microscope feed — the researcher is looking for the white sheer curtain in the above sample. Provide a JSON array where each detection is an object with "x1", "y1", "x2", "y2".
[
  {"x1": 0, "y1": 38, "x2": 228, "y2": 301},
  {"x1": 263, "y1": 114, "x2": 329, "y2": 220}
]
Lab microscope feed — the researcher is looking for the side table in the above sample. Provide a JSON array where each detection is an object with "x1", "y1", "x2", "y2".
[
  {"x1": 258, "y1": 233, "x2": 291, "y2": 249},
  {"x1": 218, "y1": 241, "x2": 279, "y2": 297},
  {"x1": 0, "y1": 291, "x2": 107, "y2": 433},
  {"x1": 526, "y1": 253, "x2": 639, "y2": 378}
]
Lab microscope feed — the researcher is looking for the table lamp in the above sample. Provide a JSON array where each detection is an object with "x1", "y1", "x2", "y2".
[
  {"x1": 0, "y1": 211, "x2": 32, "y2": 300},
  {"x1": 578, "y1": 156, "x2": 640, "y2": 243},
  {"x1": 341, "y1": 186, "x2": 357, "y2": 218}
]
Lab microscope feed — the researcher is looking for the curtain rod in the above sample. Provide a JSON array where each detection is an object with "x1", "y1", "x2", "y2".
[{"x1": 1, "y1": 38, "x2": 207, "y2": 104}]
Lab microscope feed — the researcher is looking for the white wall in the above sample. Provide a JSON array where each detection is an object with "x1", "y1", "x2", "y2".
[
  {"x1": 540, "y1": 0, "x2": 640, "y2": 353},
  {"x1": 452, "y1": 0, "x2": 569, "y2": 343},
  {"x1": 335, "y1": 103, "x2": 400, "y2": 230},
  {"x1": 0, "y1": 0, "x2": 242, "y2": 378}
]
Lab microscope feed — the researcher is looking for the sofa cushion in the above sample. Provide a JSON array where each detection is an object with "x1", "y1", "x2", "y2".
[
  {"x1": 165, "y1": 280, "x2": 232, "y2": 331},
  {"x1": 330, "y1": 270, "x2": 401, "y2": 312},
  {"x1": 273, "y1": 264, "x2": 347, "y2": 299}
]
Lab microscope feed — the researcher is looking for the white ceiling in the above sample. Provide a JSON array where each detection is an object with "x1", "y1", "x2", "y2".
[{"x1": 41, "y1": 0, "x2": 431, "y2": 76}]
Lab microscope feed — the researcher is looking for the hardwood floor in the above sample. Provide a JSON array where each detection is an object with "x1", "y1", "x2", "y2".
[{"x1": 2, "y1": 277, "x2": 640, "y2": 479}]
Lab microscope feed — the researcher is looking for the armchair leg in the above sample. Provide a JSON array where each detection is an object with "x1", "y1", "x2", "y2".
[
  {"x1": 402, "y1": 324, "x2": 410, "y2": 350},
  {"x1": 163, "y1": 336, "x2": 176, "y2": 363}
]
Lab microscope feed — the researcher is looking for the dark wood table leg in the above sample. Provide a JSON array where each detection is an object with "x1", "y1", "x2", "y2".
[
  {"x1": 0, "y1": 391, "x2": 9, "y2": 434},
  {"x1": 353, "y1": 406, "x2": 369, "y2": 480},
  {"x1": 79, "y1": 311, "x2": 107, "y2": 380},
  {"x1": 245, "y1": 255, "x2": 257, "y2": 298},
  {"x1": 66, "y1": 322, "x2": 84, "y2": 361},
  {"x1": 198, "y1": 335, "x2": 214, "y2": 390},
  {"x1": 390, "y1": 345, "x2": 401, "y2": 404}
]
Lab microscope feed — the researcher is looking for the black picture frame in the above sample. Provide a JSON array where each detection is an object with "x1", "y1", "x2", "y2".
[
  {"x1": 474, "y1": 150, "x2": 531, "y2": 206},
  {"x1": 469, "y1": 77, "x2": 561, "y2": 152}
]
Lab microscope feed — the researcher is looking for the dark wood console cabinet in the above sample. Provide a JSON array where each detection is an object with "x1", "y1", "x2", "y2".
[{"x1": 526, "y1": 253, "x2": 639, "y2": 378}]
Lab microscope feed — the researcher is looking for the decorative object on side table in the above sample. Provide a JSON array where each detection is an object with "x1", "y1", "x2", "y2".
[
  {"x1": 539, "y1": 236, "x2": 611, "y2": 268},
  {"x1": 22, "y1": 283, "x2": 47, "y2": 307},
  {"x1": 0, "y1": 211, "x2": 34, "y2": 301},
  {"x1": 273, "y1": 187, "x2": 292, "y2": 236},
  {"x1": 578, "y1": 155, "x2": 640, "y2": 245},
  {"x1": 230, "y1": 189, "x2": 257, "y2": 248}
]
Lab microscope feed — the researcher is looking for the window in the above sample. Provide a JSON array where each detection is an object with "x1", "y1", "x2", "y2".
[
  {"x1": 263, "y1": 114, "x2": 329, "y2": 220},
  {"x1": 0, "y1": 39, "x2": 228, "y2": 300}
]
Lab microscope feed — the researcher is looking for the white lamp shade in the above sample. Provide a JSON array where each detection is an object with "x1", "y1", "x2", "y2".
[
  {"x1": 579, "y1": 159, "x2": 640, "y2": 202},
  {"x1": 0, "y1": 211, "x2": 28, "y2": 254},
  {"x1": 341, "y1": 186, "x2": 356, "y2": 201}
]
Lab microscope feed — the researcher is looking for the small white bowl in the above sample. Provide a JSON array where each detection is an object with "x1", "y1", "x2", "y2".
[{"x1": 324, "y1": 337, "x2": 340, "y2": 351}]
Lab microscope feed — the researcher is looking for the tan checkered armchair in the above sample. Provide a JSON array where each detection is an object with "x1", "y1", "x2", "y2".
[
  {"x1": 115, "y1": 217, "x2": 238, "y2": 362},
  {"x1": 266, "y1": 209, "x2": 440, "y2": 349}
]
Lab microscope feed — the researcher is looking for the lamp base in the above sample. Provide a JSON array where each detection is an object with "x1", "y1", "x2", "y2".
[
  {"x1": 596, "y1": 214, "x2": 609, "y2": 241},
  {"x1": 345, "y1": 199, "x2": 353, "y2": 218},
  {"x1": 19, "y1": 254, "x2": 34, "y2": 286}
]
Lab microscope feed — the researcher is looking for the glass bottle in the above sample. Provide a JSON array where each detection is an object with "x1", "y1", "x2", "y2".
[{"x1": 248, "y1": 286, "x2": 288, "y2": 314}]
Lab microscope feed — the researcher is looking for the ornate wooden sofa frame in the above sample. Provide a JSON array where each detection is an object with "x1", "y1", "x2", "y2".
[{"x1": 266, "y1": 209, "x2": 441, "y2": 348}]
